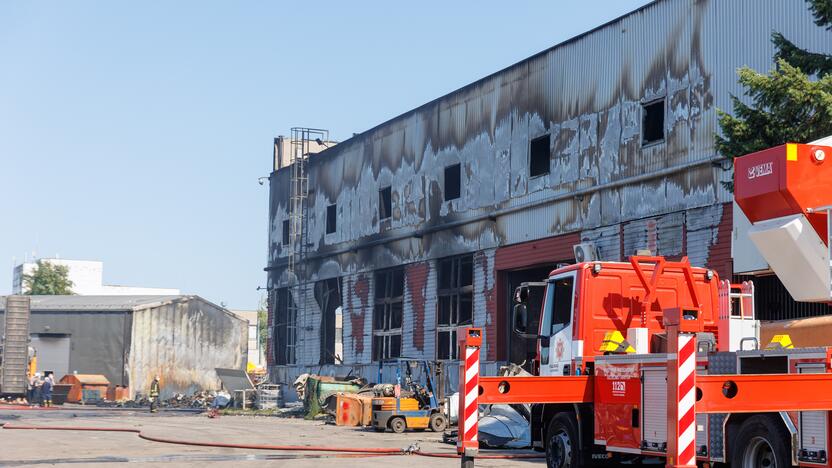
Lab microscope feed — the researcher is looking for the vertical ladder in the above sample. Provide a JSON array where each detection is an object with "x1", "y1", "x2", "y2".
[
  {"x1": 1, "y1": 296, "x2": 31, "y2": 395},
  {"x1": 285, "y1": 127, "x2": 329, "y2": 365}
]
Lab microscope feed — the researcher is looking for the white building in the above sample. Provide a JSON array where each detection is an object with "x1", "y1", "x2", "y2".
[
  {"x1": 12, "y1": 259, "x2": 180, "y2": 296},
  {"x1": 230, "y1": 309, "x2": 264, "y2": 368}
]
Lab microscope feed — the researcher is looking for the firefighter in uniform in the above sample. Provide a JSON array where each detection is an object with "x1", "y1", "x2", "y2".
[{"x1": 149, "y1": 376, "x2": 161, "y2": 413}]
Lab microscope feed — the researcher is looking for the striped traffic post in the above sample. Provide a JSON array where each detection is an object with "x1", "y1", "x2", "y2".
[
  {"x1": 664, "y1": 307, "x2": 702, "y2": 468},
  {"x1": 458, "y1": 327, "x2": 482, "y2": 468}
]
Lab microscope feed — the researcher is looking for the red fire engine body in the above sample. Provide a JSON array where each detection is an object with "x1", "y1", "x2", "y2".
[{"x1": 458, "y1": 143, "x2": 832, "y2": 467}]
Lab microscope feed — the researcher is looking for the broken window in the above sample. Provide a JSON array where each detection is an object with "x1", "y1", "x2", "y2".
[
  {"x1": 642, "y1": 99, "x2": 665, "y2": 146},
  {"x1": 326, "y1": 204, "x2": 337, "y2": 234},
  {"x1": 436, "y1": 255, "x2": 474, "y2": 360},
  {"x1": 529, "y1": 134, "x2": 550, "y2": 177},
  {"x1": 282, "y1": 219, "x2": 290, "y2": 246},
  {"x1": 373, "y1": 268, "x2": 404, "y2": 361},
  {"x1": 444, "y1": 164, "x2": 461, "y2": 201},
  {"x1": 315, "y1": 278, "x2": 342, "y2": 365},
  {"x1": 272, "y1": 288, "x2": 297, "y2": 365},
  {"x1": 379, "y1": 186, "x2": 392, "y2": 221}
]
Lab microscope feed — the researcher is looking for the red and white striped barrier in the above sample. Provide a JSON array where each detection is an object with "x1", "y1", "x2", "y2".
[
  {"x1": 664, "y1": 306, "x2": 701, "y2": 468},
  {"x1": 675, "y1": 333, "x2": 697, "y2": 467},
  {"x1": 457, "y1": 327, "x2": 482, "y2": 464}
]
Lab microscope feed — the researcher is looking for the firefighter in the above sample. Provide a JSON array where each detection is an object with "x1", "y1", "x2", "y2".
[
  {"x1": 149, "y1": 376, "x2": 161, "y2": 413},
  {"x1": 41, "y1": 373, "x2": 53, "y2": 408}
]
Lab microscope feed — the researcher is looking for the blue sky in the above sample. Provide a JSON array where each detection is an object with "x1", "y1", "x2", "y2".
[{"x1": 0, "y1": 1, "x2": 651, "y2": 310}]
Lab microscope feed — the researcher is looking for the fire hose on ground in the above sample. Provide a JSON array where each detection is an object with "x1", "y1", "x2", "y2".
[{"x1": 0, "y1": 423, "x2": 545, "y2": 460}]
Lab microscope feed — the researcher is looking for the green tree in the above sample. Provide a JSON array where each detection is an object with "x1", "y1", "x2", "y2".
[
  {"x1": 22, "y1": 260, "x2": 74, "y2": 295},
  {"x1": 716, "y1": 0, "x2": 832, "y2": 190}
]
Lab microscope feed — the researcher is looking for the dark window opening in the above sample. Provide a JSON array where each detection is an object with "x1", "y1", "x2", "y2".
[
  {"x1": 373, "y1": 268, "x2": 404, "y2": 361},
  {"x1": 315, "y1": 278, "x2": 342, "y2": 365},
  {"x1": 272, "y1": 288, "x2": 297, "y2": 365},
  {"x1": 379, "y1": 186, "x2": 392, "y2": 220},
  {"x1": 529, "y1": 134, "x2": 550, "y2": 177},
  {"x1": 326, "y1": 204, "x2": 337, "y2": 234},
  {"x1": 642, "y1": 99, "x2": 665, "y2": 146},
  {"x1": 444, "y1": 164, "x2": 461, "y2": 201},
  {"x1": 437, "y1": 255, "x2": 474, "y2": 360},
  {"x1": 282, "y1": 219, "x2": 290, "y2": 246}
]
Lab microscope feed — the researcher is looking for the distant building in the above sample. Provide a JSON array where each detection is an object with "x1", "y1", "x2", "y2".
[
  {"x1": 230, "y1": 309, "x2": 264, "y2": 368},
  {"x1": 12, "y1": 259, "x2": 179, "y2": 296},
  {"x1": 0, "y1": 295, "x2": 247, "y2": 398}
]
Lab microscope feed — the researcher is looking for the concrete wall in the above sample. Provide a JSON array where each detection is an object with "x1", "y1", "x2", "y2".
[{"x1": 128, "y1": 297, "x2": 247, "y2": 399}]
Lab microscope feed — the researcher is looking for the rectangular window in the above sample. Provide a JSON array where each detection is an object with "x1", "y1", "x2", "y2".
[
  {"x1": 326, "y1": 204, "x2": 337, "y2": 234},
  {"x1": 436, "y1": 255, "x2": 474, "y2": 360},
  {"x1": 529, "y1": 134, "x2": 550, "y2": 177},
  {"x1": 373, "y1": 268, "x2": 404, "y2": 361},
  {"x1": 282, "y1": 219, "x2": 290, "y2": 245},
  {"x1": 444, "y1": 164, "x2": 461, "y2": 201},
  {"x1": 642, "y1": 99, "x2": 665, "y2": 146},
  {"x1": 272, "y1": 288, "x2": 297, "y2": 365},
  {"x1": 379, "y1": 186, "x2": 392, "y2": 220}
]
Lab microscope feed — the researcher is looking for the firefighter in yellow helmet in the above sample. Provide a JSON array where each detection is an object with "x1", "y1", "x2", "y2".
[{"x1": 149, "y1": 376, "x2": 161, "y2": 413}]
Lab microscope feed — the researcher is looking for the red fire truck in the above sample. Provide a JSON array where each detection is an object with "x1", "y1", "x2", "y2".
[{"x1": 457, "y1": 142, "x2": 832, "y2": 467}]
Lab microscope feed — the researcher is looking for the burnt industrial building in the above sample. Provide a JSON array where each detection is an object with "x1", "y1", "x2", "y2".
[{"x1": 265, "y1": 0, "x2": 832, "y2": 394}]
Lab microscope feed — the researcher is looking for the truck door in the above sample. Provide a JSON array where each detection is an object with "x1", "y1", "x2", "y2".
[{"x1": 539, "y1": 272, "x2": 576, "y2": 376}]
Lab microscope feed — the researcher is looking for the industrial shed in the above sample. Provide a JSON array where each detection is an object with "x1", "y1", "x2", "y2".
[
  {"x1": 0, "y1": 295, "x2": 247, "y2": 399},
  {"x1": 265, "y1": 0, "x2": 832, "y2": 396}
]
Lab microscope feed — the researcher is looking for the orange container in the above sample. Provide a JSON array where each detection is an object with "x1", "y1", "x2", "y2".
[
  {"x1": 59, "y1": 374, "x2": 110, "y2": 403},
  {"x1": 106, "y1": 385, "x2": 130, "y2": 402},
  {"x1": 335, "y1": 393, "x2": 373, "y2": 426}
]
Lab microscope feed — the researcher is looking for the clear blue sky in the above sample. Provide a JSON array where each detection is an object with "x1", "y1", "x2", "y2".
[{"x1": 0, "y1": 1, "x2": 651, "y2": 310}]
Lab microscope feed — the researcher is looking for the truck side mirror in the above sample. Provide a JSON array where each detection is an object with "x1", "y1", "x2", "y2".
[
  {"x1": 514, "y1": 286, "x2": 529, "y2": 303},
  {"x1": 513, "y1": 303, "x2": 528, "y2": 333}
]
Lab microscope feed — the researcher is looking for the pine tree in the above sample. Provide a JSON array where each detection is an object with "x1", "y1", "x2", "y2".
[{"x1": 716, "y1": 0, "x2": 832, "y2": 191}]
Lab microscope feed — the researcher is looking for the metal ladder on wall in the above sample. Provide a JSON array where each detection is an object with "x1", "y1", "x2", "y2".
[
  {"x1": 1, "y1": 296, "x2": 31, "y2": 395},
  {"x1": 285, "y1": 127, "x2": 329, "y2": 364}
]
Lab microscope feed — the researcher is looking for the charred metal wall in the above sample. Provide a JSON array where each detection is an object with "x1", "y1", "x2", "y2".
[
  {"x1": 128, "y1": 297, "x2": 247, "y2": 399},
  {"x1": 266, "y1": 0, "x2": 832, "y2": 384},
  {"x1": 0, "y1": 310, "x2": 131, "y2": 387}
]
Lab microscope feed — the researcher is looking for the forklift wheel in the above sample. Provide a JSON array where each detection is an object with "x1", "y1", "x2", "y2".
[
  {"x1": 429, "y1": 413, "x2": 447, "y2": 432},
  {"x1": 389, "y1": 417, "x2": 407, "y2": 434}
]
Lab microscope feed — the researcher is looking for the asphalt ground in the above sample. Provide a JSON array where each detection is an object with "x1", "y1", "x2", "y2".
[{"x1": 0, "y1": 406, "x2": 543, "y2": 467}]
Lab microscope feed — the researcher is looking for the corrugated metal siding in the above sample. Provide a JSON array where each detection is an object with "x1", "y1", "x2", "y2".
[
  {"x1": 128, "y1": 298, "x2": 247, "y2": 399},
  {"x1": 494, "y1": 233, "x2": 580, "y2": 271},
  {"x1": 581, "y1": 225, "x2": 623, "y2": 262},
  {"x1": 474, "y1": 249, "x2": 497, "y2": 360},
  {"x1": 403, "y1": 261, "x2": 429, "y2": 357}
]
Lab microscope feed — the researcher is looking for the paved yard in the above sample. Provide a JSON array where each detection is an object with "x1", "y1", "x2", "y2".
[{"x1": 0, "y1": 407, "x2": 543, "y2": 467}]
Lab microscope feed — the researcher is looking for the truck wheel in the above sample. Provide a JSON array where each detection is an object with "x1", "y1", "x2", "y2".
[
  {"x1": 546, "y1": 413, "x2": 580, "y2": 468},
  {"x1": 429, "y1": 413, "x2": 447, "y2": 432},
  {"x1": 730, "y1": 415, "x2": 791, "y2": 468},
  {"x1": 389, "y1": 416, "x2": 407, "y2": 434}
]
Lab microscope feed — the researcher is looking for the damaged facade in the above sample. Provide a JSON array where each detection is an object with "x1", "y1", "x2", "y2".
[
  {"x1": 266, "y1": 0, "x2": 832, "y2": 396},
  {"x1": 0, "y1": 295, "x2": 248, "y2": 399}
]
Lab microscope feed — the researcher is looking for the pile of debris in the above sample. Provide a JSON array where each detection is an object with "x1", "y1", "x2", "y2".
[{"x1": 98, "y1": 390, "x2": 230, "y2": 409}]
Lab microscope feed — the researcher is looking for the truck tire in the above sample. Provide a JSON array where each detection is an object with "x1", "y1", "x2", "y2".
[
  {"x1": 429, "y1": 412, "x2": 447, "y2": 432},
  {"x1": 546, "y1": 413, "x2": 580, "y2": 468},
  {"x1": 730, "y1": 415, "x2": 791, "y2": 468},
  {"x1": 389, "y1": 416, "x2": 407, "y2": 434}
]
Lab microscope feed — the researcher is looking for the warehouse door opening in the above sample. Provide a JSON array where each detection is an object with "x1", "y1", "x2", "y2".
[
  {"x1": 505, "y1": 265, "x2": 554, "y2": 370},
  {"x1": 315, "y1": 278, "x2": 342, "y2": 365},
  {"x1": 30, "y1": 334, "x2": 70, "y2": 380}
]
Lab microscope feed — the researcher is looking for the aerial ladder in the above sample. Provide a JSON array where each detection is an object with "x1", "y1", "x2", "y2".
[{"x1": 458, "y1": 141, "x2": 832, "y2": 467}]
